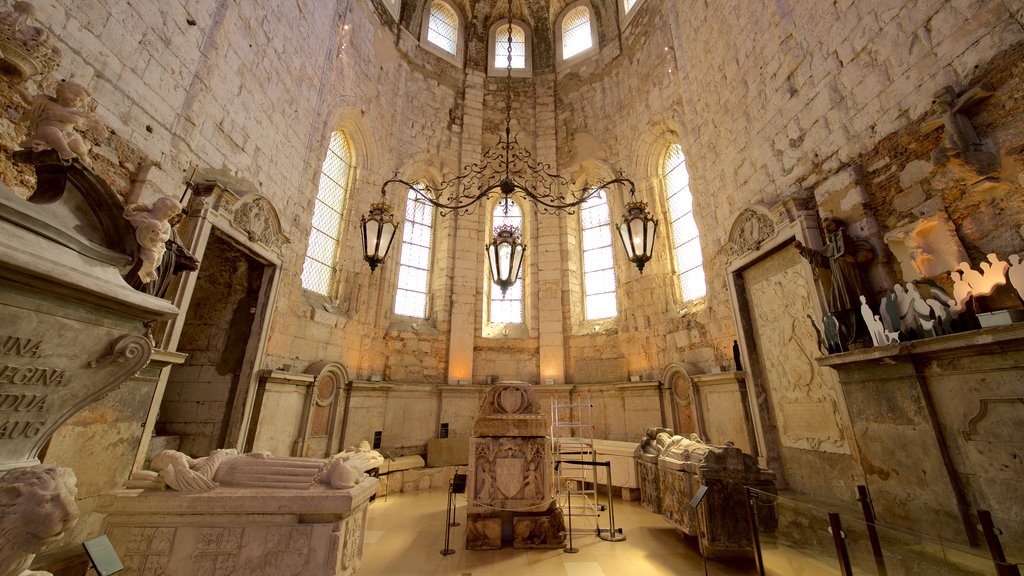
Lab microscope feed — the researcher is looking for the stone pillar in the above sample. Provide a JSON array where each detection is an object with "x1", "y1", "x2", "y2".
[
  {"x1": 533, "y1": 75, "x2": 567, "y2": 385},
  {"x1": 446, "y1": 71, "x2": 486, "y2": 385}
]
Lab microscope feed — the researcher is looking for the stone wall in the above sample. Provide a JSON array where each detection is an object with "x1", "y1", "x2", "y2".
[{"x1": 8, "y1": 0, "x2": 1024, "y2": 560}]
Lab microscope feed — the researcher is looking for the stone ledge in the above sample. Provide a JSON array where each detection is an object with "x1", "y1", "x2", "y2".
[{"x1": 98, "y1": 479, "x2": 378, "y2": 516}]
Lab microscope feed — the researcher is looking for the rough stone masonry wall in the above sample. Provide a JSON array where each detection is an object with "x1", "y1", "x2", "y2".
[
  {"x1": 672, "y1": 0, "x2": 1024, "y2": 293},
  {"x1": 260, "y1": 0, "x2": 464, "y2": 384}
]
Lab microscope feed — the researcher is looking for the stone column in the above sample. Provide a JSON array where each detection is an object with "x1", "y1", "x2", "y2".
[
  {"x1": 446, "y1": 71, "x2": 486, "y2": 385},
  {"x1": 533, "y1": 74, "x2": 566, "y2": 385}
]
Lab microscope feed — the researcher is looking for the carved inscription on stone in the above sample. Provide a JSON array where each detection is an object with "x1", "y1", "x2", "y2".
[
  {"x1": 0, "y1": 308, "x2": 151, "y2": 464},
  {"x1": 0, "y1": 335, "x2": 59, "y2": 442},
  {"x1": 744, "y1": 247, "x2": 848, "y2": 454}
]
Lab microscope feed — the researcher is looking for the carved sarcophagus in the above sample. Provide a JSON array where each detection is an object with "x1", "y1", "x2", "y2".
[
  {"x1": 466, "y1": 383, "x2": 565, "y2": 550},
  {"x1": 638, "y1": 428, "x2": 776, "y2": 560}
]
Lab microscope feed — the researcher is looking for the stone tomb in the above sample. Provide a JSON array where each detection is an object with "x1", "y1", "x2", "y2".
[
  {"x1": 99, "y1": 481, "x2": 376, "y2": 576},
  {"x1": 465, "y1": 383, "x2": 565, "y2": 549},
  {"x1": 0, "y1": 154, "x2": 179, "y2": 576},
  {"x1": 636, "y1": 428, "x2": 776, "y2": 559}
]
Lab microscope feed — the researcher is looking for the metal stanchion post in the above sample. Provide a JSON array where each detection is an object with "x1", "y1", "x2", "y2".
[
  {"x1": 744, "y1": 487, "x2": 765, "y2": 576},
  {"x1": 828, "y1": 512, "x2": 853, "y2": 576},
  {"x1": 564, "y1": 481, "x2": 578, "y2": 553},
  {"x1": 856, "y1": 485, "x2": 887, "y2": 576},
  {"x1": 440, "y1": 479, "x2": 455, "y2": 556},
  {"x1": 597, "y1": 460, "x2": 625, "y2": 542},
  {"x1": 979, "y1": 509, "x2": 1022, "y2": 576}
]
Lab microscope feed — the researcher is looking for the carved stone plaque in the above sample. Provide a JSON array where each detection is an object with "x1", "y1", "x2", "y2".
[
  {"x1": 743, "y1": 246, "x2": 849, "y2": 454},
  {"x1": 0, "y1": 307, "x2": 152, "y2": 467}
]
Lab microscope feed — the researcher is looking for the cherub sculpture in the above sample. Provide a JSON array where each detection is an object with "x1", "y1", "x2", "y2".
[
  {"x1": 0, "y1": 1, "x2": 52, "y2": 48},
  {"x1": 123, "y1": 196, "x2": 183, "y2": 284},
  {"x1": 14, "y1": 80, "x2": 101, "y2": 165}
]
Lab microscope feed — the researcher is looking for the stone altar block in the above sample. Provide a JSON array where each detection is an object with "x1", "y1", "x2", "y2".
[
  {"x1": 466, "y1": 383, "x2": 565, "y2": 549},
  {"x1": 98, "y1": 479, "x2": 378, "y2": 576}
]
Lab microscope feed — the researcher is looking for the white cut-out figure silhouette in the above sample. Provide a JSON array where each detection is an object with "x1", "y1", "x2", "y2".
[
  {"x1": 949, "y1": 269, "x2": 972, "y2": 317},
  {"x1": 1008, "y1": 254, "x2": 1024, "y2": 303}
]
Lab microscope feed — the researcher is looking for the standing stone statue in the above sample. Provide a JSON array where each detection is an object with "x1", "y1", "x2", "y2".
[
  {"x1": 795, "y1": 217, "x2": 874, "y2": 346},
  {"x1": 921, "y1": 85, "x2": 1000, "y2": 185}
]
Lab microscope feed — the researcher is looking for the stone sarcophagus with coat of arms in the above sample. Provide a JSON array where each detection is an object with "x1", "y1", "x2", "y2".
[{"x1": 465, "y1": 383, "x2": 565, "y2": 550}]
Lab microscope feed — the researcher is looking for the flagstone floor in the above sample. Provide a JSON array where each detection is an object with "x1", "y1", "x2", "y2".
[{"x1": 357, "y1": 488, "x2": 843, "y2": 575}]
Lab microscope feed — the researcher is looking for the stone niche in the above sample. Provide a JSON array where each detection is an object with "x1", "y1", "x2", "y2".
[{"x1": 465, "y1": 383, "x2": 565, "y2": 550}]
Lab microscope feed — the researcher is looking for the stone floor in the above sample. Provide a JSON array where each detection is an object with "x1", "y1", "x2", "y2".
[{"x1": 359, "y1": 489, "x2": 846, "y2": 575}]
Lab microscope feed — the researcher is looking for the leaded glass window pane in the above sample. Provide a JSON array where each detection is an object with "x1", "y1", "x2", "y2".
[
  {"x1": 427, "y1": 1, "x2": 458, "y2": 55},
  {"x1": 494, "y1": 24, "x2": 526, "y2": 69},
  {"x1": 490, "y1": 201, "x2": 523, "y2": 324},
  {"x1": 562, "y1": 6, "x2": 593, "y2": 60},
  {"x1": 301, "y1": 130, "x2": 352, "y2": 296},
  {"x1": 580, "y1": 192, "x2": 617, "y2": 320},
  {"x1": 393, "y1": 184, "x2": 434, "y2": 318},
  {"x1": 663, "y1": 143, "x2": 706, "y2": 302}
]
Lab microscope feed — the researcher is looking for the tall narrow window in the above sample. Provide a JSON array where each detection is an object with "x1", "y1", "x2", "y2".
[
  {"x1": 489, "y1": 201, "x2": 523, "y2": 324},
  {"x1": 664, "y1": 143, "x2": 706, "y2": 301},
  {"x1": 561, "y1": 6, "x2": 593, "y2": 60},
  {"x1": 493, "y1": 23, "x2": 526, "y2": 69},
  {"x1": 394, "y1": 184, "x2": 434, "y2": 318},
  {"x1": 426, "y1": 0, "x2": 458, "y2": 55},
  {"x1": 581, "y1": 192, "x2": 617, "y2": 320},
  {"x1": 302, "y1": 130, "x2": 352, "y2": 296}
]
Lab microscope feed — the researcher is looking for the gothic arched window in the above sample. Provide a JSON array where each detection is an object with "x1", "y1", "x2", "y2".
[
  {"x1": 301, "y1": 130, "x2": 352, "y2": 296},
  {"x1": 394, "y1": 184, "x2": 434, "y2": 318},
  {"x1": 560, "y1": 5, "x2": 594, "y2": 60},
  {"x1": 581, "y1": 192, "x2": 617, "y2": 320},
  {"x1": 426, "y1": 0, "x2": 459, "y2": 55},
  {"x1": 489, "y1": 21, "x2": 531, "y2": 76},
  {"x1": 663, "y1": 143, "x2": 706, "y2": 301}
]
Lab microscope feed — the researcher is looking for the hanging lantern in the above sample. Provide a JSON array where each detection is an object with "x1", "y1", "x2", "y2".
[
  {"x1": 618, "y1": 198, "x2": 657, "y2": 273},
  {"x1": 361, "y1": 201, "x2": 398, "y2": 272},
  {"x1": 486, "y1": 223, "x2": 525, "y2": 296}
]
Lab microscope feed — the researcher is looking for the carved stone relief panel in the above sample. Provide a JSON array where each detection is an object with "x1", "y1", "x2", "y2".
[{"x1": 743, "y1": 246, "x2": 849, "y2": 454}]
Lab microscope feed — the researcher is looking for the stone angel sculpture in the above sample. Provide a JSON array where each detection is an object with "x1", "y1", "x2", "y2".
[
  {"x1": 123, "y1": 196, "x2": 184, "y2": 284},
  {"x1": 13, "y1": 80, "x2": 103, "y2": 166},
  {"x1": 0, "y1": 1, "x2": 52, "y2": 48},
  {"x1": 921, "y1": 85, "x2": 1000, "y2": 185}
]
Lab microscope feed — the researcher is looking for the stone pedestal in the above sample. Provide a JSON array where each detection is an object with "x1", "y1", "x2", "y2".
[
  {"x1": 466, "y1": 383, "x2": 565, "y2": 549},
  {"x1": 98, "y1": 479, "x2": 377, "y2": 576}
]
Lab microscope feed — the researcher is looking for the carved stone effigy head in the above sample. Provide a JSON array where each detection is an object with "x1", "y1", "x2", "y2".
[{"x1": 0, "y1": 465, "x2": 79, "y2": 576}]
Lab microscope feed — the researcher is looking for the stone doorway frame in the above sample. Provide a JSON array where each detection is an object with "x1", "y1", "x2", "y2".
[
  {"x1": 135, "y1": 180, "x2": 289, "y2": 468},
  {"x1": 721, "y1": 199, "x2": 826, "y2": 468}
]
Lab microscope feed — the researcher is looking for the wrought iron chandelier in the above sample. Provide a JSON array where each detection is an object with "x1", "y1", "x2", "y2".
[{"x1": 361, "y1": 0, "x2": 658, "y2": 295}]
